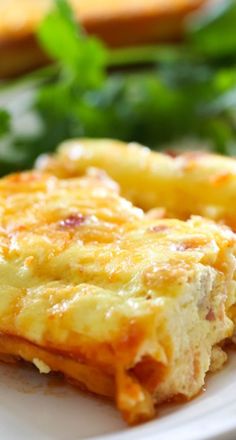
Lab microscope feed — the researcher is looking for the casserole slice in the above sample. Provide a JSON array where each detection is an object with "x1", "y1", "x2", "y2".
[
  {"x1": 0, "y1": 0, "x2": 206, "y2": 78},
  {"x1": 37, "y1": 138, "x2": 236, "y2": 230},
  {"x1": 0, "y1": 168, "x2": 235, "y2": 424}
]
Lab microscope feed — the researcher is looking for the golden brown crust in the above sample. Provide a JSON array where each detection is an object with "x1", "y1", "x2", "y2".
[
  {"x1": 0, "y1": 333, "x2": 115, "y2": 398},
  {"x1": 0, "y1": 36, "x2": 48, "y2": 79}
]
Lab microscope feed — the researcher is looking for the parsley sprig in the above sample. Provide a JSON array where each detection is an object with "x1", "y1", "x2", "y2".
[{"x1": 0, "y1": 0, "x2": 236, "y2": 174}]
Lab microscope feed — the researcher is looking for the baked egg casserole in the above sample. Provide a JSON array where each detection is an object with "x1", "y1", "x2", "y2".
[
  {"x1": 0, "y1": 167, "x2": 235, "y2": 424},
  {"x1": 38, "y1": 138, "x2": 236, "y2": 230}
]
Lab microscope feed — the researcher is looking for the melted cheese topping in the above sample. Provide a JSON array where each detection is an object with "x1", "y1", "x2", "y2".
[
  {"x1": 39, "y1": 138, "x2": 236, "y2": 231},
  {"x1": 0, "y1": 169, "x2": 233, "y2": 348},
  {"x1": 0, "y1": 168, "x2": 235, "y2": 423}
]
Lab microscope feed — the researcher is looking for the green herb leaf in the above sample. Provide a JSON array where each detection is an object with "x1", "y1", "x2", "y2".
[
  {"x1": 37, "y1": 0, "x2": 107, "y2": 88},
  {"x1": 37, "y1": 0, "x2": 81, "y2": 67},
  {"x1": 0, "y1": 0, "x2": 236, "y2": 176},
  {"x1": 190, "y1": 0, "x2": 236, "y2": 60},
  {"x1": 0, "y1": 109, "x2": 11, "y2": 138}
]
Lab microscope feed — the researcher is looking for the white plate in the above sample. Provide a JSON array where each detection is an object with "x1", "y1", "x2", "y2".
[{"x1": 0, "y1": 350, "x2": 236, "y2": 440}]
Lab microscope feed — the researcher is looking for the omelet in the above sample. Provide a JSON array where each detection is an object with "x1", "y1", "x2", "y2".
[
  {"x1": 0, "y1": 0, "x2": 206, "y2": 77},
  {"x1": 0, "y1": 168, "x2": 235, "y2": 424},
  {"x1": 37, "y1": 138, "x2": 236, "y2": 230}
]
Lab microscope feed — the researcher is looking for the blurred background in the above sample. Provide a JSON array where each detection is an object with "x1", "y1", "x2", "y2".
[{"x1": 0, "y1": 0, "x2": 236, "y2": 174}]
